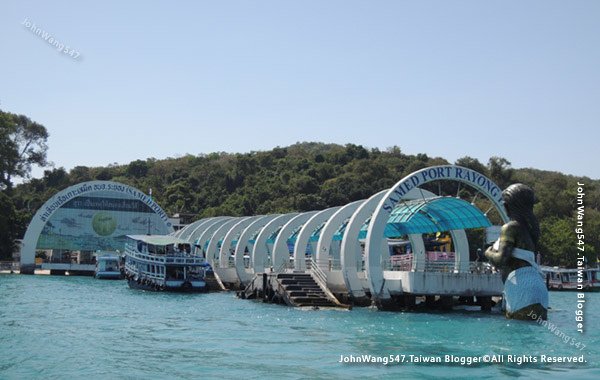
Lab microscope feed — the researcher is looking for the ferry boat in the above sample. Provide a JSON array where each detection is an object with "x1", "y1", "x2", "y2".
[
  {"x1": 94, "y1": 252, "x2": 123, "y2": 279},
  {"x1": 124, "y1": 235, "x2": 210, "y2": 292},
  {"x1": 541, "y1": 266, "x2": 600, "y2": 291}
]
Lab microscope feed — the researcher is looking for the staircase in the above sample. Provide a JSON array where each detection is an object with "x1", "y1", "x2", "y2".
[
  {"x1": 276, "y1": 273, "x2": 338, "y2": 307},
  {"x1": 205, "y1": 271, "x2": 227, "y2": 291}
]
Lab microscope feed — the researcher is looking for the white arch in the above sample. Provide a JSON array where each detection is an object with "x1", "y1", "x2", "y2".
[
  {"x1": 179, "y1": 217, "x2": 212, "y2": 241},
  {"x1": 315, "y1": 199, "x2": 366, "y2": 271},
  {"x1": 409, "y1": 233, "x2": 427, "y2": 271},
  {"x1": 293, "y1": 207, "x2": 341, "y2": 270},
  {"x1": 20, "y1": 181, "x2": 172, "y2": 274},
  {"x1": 195, "y1": 217, "x2": 235, "y2": 257},
  {"x1": 205, "y1": 217, "x2": 247, "y2": 265},
  {"x1": 234, "y1": 214, "x2": 280, "y2": 285},
  {"x1": 340, "y1": 190, "x2": 387, "y2": 298},
  {"x1": 177, "y1": 218, "x2": 208, "y2": 240},
  {"x1": 252, "y1": 213, "x2": 299, "y2": 273},
  {"x1": 365, "y1": 165, "x2": 508, "y2": 301},
  {"x1": 218, "y1": 216, "x2": 263, "y2": 268},
  {"x1": 272, "y1": 211, "x2": 319, "y2": 271},
  {"x1": 188, "y1": 217, "x2": 230, "y2": 245},
  {"x1": 450, "y1": 229, "x2": 469, "y2": 273}
]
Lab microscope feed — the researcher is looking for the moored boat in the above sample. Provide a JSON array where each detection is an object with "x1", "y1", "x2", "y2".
[
  {"x1": 541, "y1": 266, "x2": 600, "y2": 291},
  {"x1": 94, "y1": 252, "x2": 123, "y2": 280},
  {"x1": 124, "y1": 235, "x2": 210, "y2": 292}
]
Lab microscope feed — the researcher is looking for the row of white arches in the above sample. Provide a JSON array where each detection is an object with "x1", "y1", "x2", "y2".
[{"x1": 174, "y1": 165, "x2": 508, "y2": 302}]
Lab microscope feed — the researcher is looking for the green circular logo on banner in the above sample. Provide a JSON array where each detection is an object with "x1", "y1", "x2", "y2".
[{"x1": 92, "y1": 212, "x2": 117, "y2": 236}]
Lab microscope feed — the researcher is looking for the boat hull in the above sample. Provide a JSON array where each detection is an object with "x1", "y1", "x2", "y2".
[
  {"x1": 127, "y1": 278, "x2": 207, "y2": 293},
  {"x1": 95, "y1": 271, "x2": 123, "y2": 280}
]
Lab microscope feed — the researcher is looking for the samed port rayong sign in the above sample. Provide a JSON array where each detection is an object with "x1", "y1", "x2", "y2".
[{"x1": 380, "y1": 165, "x2": 506, "y2": 216}]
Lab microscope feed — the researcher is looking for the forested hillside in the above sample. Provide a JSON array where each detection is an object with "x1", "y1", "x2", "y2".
[{"x1": 7, "y1": 142, "x2": 600, "y2": 267}]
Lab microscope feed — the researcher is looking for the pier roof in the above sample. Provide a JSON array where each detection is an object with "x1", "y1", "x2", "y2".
[{"x1": 383, "y1": 196, "x2": 491, "y2": 235}]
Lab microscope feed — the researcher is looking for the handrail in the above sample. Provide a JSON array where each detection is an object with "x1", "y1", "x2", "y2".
[
  {"x1": 308, "y1": 258, "x2": 350, "y2": 309},
  {"x1": 210, "y1": 269, "x2": 228, "y2": 291},
  {"x1": 308, "y1": 258, "x2": 343, "y2": 271},
  {"x1": 273, "y1": 262, "x2": 293, "y2": 273},
  {"x1": 381, "y1": 257, "x2": 499, "y2": 274},
  {"x1": 309, "y1": 258, "x2": 328, "y2": 288},
  {"x1": 0, "y1": 261, "x2": 18, "y2": 271}
]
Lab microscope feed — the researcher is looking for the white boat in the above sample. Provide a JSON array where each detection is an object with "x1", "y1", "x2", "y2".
[
  {"x1": 124, "y1": 235, "x2": 210, "y2": 292},
  {"x1": 541, "y1": 266, "x2": 600, "y2": 291},
  {"x1": 94, "y1": 252, "x2": 123, "y2": 280}
]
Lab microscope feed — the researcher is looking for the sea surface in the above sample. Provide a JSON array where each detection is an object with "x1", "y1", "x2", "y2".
[{"x1": 0, "y1": 274, "x2": 598, "y2": 379}]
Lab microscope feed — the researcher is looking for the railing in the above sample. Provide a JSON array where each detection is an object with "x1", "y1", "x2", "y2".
[
  {"x1": 382, "y1": 257, "x2": 499, "y2": 274},
  {"x1": 0, "y1": 261, "x2": 19, "y2": 272},
  {"x1": 273, "y1": 260, "x2": 292, "y2": 274},
  {"x1": 307, "y1": 258, "x2": 342, "y2": 271},
  {"x1": 423, "y1": 260, "x2": 455, "y2": 272},
  {"x1": 243, "y1": 273, "x2": 263, "y2": 297},
  {"x1": 308, "y1": 258, "x2": 350, "y2": 309},
  {"x1": 126, "y1": 247, "x2": 206, "y2": 265},
  {"x1": 469, "y1": 261, "x2": 496, "y2": 274},
  {"x1": 308, "y1": 258, "x2": 328, "y2": 288}
]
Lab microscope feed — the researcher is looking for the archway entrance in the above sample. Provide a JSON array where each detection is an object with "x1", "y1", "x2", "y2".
[{"x1": 20, "y1": 181, "x2": 173, "y2": 274}]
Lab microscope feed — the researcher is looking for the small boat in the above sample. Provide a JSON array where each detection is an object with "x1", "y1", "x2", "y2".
[
  {"x1": 541, "y1": 266, "x2": 600, "y2": 291},
  {"x1": 94, "y1": 252, "x2": 123, "y2": 280},
  {"x1": 124, "y1": 235, "x2": 210, "y2": 292}
]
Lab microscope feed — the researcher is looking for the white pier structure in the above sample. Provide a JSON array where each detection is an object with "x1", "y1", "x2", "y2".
[{"x1": 177, "y1": 166, "x2": 507, "y2": 309}]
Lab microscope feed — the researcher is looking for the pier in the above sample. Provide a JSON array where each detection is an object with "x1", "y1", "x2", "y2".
[
  {"x1": 174, "y1": 165, "x2": 506, "y2": 311},
  {"x1": 15, "y1": 165, "x2": 507, "y2": 311}
]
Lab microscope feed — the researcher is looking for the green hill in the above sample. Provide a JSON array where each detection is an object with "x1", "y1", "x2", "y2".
[{"x1": 8, "y1": 142, "x2": 600, "y2": 267}]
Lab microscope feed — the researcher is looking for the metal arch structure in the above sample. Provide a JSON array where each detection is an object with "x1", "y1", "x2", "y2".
[
  {"x1": 20, "y1": 181, "x2": 173, "y2": 274},
  {"x1": 365, "y1": 165, "x2": 509, "y2": 303},
  {"x1": 340, "y1": 190, "x2": 387, "y2": 299},
  {"x1": 205, "y1": 217, "x2": 249, "y2": 266},
  {"x1": 252, "y1": 213, "x2": 299, "y2": 274},
  {"x1": 337, "y1": 187, "x2": 435, "y2": 299},
  {"x1": 218, "y1": 216, "x2": 263, "y2": 269},
  {"x1": 182, "y1": 217, "x2": 214, "y2": 240},
  {"x1": 293, "y1": 207, "x2": 341, "y2": 271},
  {"x1": 271, "y1": 211, "x2": 319, "y2": 271},
  {"x1": 186, "y1": 217, "x2": 230, "y2": 245},
  {"x1": 315, "y1": 200, "x2": 366, "y2": 269},
  {"x1": 234, "y1": 214, "x2": 281, "y2": 285},
  {"x1": 195, "y1": 217, "x2": 236, "y2": 258},
  {"x1": 450, "y1": 229, "x2": 470, "y2": 273},
  {"x1": 177, "y1": 218, "x2": 207, "y2": 240}
]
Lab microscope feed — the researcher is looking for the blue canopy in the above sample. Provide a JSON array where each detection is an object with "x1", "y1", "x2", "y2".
[{"x1": 380, "y1": 196, "x2": 491, "y2": 236}]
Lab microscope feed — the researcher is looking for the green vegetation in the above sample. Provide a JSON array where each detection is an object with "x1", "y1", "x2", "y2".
[
  {"x1": 1, "y1": 110, "x2": 598, "y2": 267},
  {"x1": 0, "y1": 110, "x2": 49, "y2": 258}
]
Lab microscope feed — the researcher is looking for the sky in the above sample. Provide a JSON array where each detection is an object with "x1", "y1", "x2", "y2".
[{"x1": 2, "y1": 1, "x2": 599, "y2": 180}]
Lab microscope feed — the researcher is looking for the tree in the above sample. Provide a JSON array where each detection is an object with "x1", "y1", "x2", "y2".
[
  {"x1": 0, "y1": 192, "x2": 18, "y2": 259},
  {"x1": 127, "y1": 160, "x2": 149, "y2": 178},
  {"x1": 0, "y1": 111, "x2": 48, "y2": 259},
  {"x1": 0, "y1": 111, "x2": 49, "y2": 190},
  {"x1": 455, "y1": 156, "x2": 488, "y2": 176},
  {"x1": 488, "y1": 157, "x2": 513, "y2": 189}
]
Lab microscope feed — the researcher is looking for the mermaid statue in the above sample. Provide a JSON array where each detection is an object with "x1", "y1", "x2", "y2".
[{"x1": 485, "y1": 184, "x2": 548, "y2": 320}]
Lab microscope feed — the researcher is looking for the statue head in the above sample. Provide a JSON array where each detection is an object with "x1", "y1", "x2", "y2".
[{"x1": 502, "y1": 183, "x2": 540, "y2": 246}]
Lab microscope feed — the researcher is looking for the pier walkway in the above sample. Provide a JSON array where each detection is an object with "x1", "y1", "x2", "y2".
[{"x1": 175, "y1": 166, "x2": 508, "y2": 311}]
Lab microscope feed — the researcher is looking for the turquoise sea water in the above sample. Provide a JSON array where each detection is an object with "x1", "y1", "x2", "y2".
[{"x1": 1, "y1": 274, "x2": 598, "y2": 379}]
